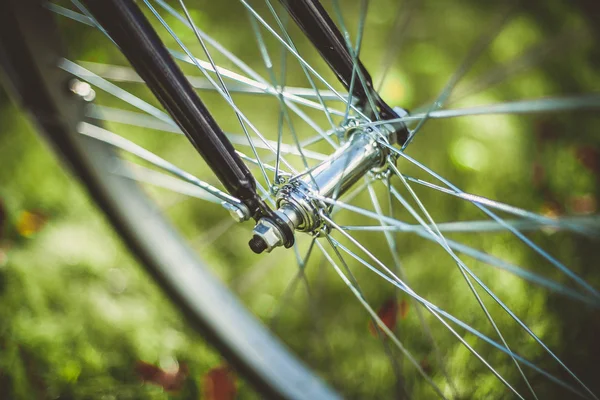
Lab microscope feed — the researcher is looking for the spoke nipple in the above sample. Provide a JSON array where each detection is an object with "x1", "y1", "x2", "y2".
[{"x1": 248, "y1": 235, "x2": 268, "y2": 254}]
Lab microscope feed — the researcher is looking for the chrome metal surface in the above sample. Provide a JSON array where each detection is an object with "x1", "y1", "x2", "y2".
[
  {"x1": 250, "y1": 124, "x2": 398, "y2": 252},
  {"x1": 222, "y1": 201, "x2": 251, "y2": 222},
  {"x1": 69, "y1": 78, "x2": 96, "y2": 101},
  {"x1": 249, "y1": 217, "x2": 286, "y2": 252}
]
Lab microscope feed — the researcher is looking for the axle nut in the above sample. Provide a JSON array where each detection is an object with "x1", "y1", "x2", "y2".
[{"x1": 249, "y1": 218, "x2": 284, "y2": 253}]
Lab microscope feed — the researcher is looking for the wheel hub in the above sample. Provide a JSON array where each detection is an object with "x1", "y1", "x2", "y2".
[{"x1": 248, "y1": 111, "x2": 407, "y2": 254}]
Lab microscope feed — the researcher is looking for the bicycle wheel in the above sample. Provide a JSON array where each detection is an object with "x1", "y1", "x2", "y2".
[{"x1": 2, "y1": 0, "x2": 600, "y2": 398}]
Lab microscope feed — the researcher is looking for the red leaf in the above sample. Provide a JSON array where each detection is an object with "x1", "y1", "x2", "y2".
[
  {"x1": 203, "y1": 365, "x2": 237, "y2": 400},
  {"x1": 532, "y1": 162, "x2": 545, "y2": 188},
  {"x1": 575, "y1": 147, "x2": 600, "y2": 175},
  {"x1": 369, "y1": 297, "x2": 399, "y2": 337},
  {"x1": 535, "y1": 120, "x2": 560, "y2": 145},
  {"x1": 420, "y1": 358, "x2": 432, "y2": 375},
  {"x1": 568, "y1": 194, "x2": 597, "y2": 215},
  {"x1": 135, "y1": 360, "x2": 188, "y2": 392}
]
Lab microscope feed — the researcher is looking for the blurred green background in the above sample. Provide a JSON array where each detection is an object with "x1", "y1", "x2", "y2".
[{"x1": 1, "y1": 0, "x2": 600, "y2": 398}]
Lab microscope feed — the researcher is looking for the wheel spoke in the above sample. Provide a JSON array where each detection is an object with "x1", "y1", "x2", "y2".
[
  {"x1": 246, "y1": 11, "x2": 325, "y2": 187},
  {"x1": 320, "y1": 223, "x2": 524, "y2": 399},
  {"x1": 76, "y1": 61, "x2": 340, "y2": 100},
  {"x1": 269, "y1": 238, "x2": 316, "y2": 330},
  {"x1": 367, "y1": 183, "x2": 458, "y2": 396},
  {"x1": 331, "y1": 0, "x2": 380, "y2": 122},
  {"x1": 61, "y1": 59, "x2": 173, "y2": 125},
  {"x1": 402, "y1": 6, "x2": 514, "y2": 149},
  {"x1": 328, "y1": 235, "x2": 587, "y2": 398},
  {"x1": 449, "y1": 27, "x2": 588, "y2": 104},
  {"x1": 117, "y1": 162, "x2": 220, "y2": 203},
  {"x1": 238, "y1": 0, "x2": 371, "y2": 121},
  {"x1": 86, "y1": 105, "x2": 327, "y2": 163},
  {"x1": 375, "y1": 0, "x2": 416, "y2": 91},
  {"x1": 78, "y1": 122, "x2": 242, "y2": 206},
  {"x1": 315, "y1": 239, "x2": 446, "y2": 399},
  {"x1": 387, "y1": 165, "x2": 537, "y2": 399},
  {"x1": 320, "y1": 193, "x2": 599, "y2": 306},
  {"x1": 339, "y1": 216, "x2": 600, "y2": 235},
  {"x1": 355, "y1": 94, "x2": 600, "y2": 130},
  {"x1": 389, "y1": 147, "x2": 600, "y2": 300},
  {"x1": 402, "y1": 174, "x2": 599, "y2": 238}
]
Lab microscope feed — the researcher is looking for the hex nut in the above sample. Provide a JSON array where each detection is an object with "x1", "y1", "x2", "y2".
[{"x1": 253, "y1": 219, "x2": 283, "y2": 251}]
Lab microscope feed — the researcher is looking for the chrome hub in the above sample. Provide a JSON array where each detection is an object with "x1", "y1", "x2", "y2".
[{"x1": 248, "y1": 119, "x2": 402, "y2": 254}]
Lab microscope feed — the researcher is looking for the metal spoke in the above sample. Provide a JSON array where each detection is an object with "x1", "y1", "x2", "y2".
[
  {"x1": 273, "y1": 11, "x2": 289, "y2": 186},
  {"x1": 317, "y1": 193, "x2": 599, "y2": 306},
  {"x1": 375, "y1": 0, "x2": 416, "y2": 91},
  {"x1": 246, "y1": 11, "x2": 323, "y2": 188},
  {"x1": 449, "y1": 28, "x2": 587, "y2": 104},
  {"x1": 270, "y1": 238, "x2": 316, "y2": 330},
  {"x1": 315, "y1": 239, "x2": 445, "y2": 399},
  {"x1": 328, "y1": 235, "x2": 586, "y2": 398},
  {"x1": 264, "y1": 0, "x2": 338, "y2": 132},
  {"x1": 78, "y1": 122, "x2": 242, "y2": 207},
  {"x1": 402, "y1": 174, "x2": 599, "y2": 238},
  {"x1": 339, "y1": 216, "x2": 600, "y2": 235},
  {"x1": 367, "y1": 184, "x2": 458, "y2": 397},
  {"x1": 388, "y1": 147, "x2": 600, "y2": 300},
  {"x1": 238, "y1": 0, "x2": 371, "y2": 121},
  {"x1": 354, "y1": 94, "x2": 600, "y2": 130},
  {"x1": 61, "y1": 59, "x2": 174, "y2": 125},
  {"x1": 387, "y1": 165, "x2": 537, "y2": 399},
  {"x1": 117, "y1": 162, "x2": 220, "y2": 203},
  {"x1": 402, "y1": 6, "x2": 514, "y2": 149},
  {"x1": 324, "y1": 234, "x2": 409, "y2": 399},
  {"x1": 76, "y1": 60, "x2": 342, "y2": 100},
  {"x1": 86, "y1": 105, "x2": 327, "y2": 163},
  {"x1": 272, "y1": 240, "x2": 337, "y2": 372},
  {"x1": 332, "y1": 0, "x2": 381, "y2": 121}
]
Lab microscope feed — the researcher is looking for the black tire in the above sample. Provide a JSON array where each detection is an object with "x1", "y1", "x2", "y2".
[{"x1": 0, "y1": 1, "x2": 338, "y2": 398}]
